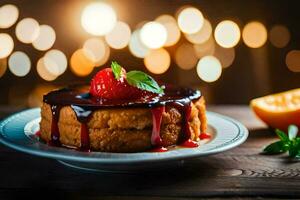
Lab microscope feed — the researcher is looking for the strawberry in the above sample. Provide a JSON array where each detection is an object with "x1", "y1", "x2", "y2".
[
  {"x1": 90, "y1": 61, "x2": 164, "y2": 99},
  {"x1": 90, "y1": 65, "x2": 129, "y2": 99}
]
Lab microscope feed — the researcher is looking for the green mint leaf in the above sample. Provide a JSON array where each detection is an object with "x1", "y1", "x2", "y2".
[
  {"x1": 263, "y1": 125, "x2": 300, "y2": 158},
  {"x1": 263, "y1": 141, "x2": 287, "y2": 154},
  {"x1": 288, "y1": 125, "x2": 298, "y2": 140},
  {"x1": 126, "y1": 70, "x2": 164, "y2": 94},
  {"x1": 111, "y1": 61, "x2": 122, "y2": 80},
  {"x1": 296, "y1": 145, "x2": 300, "y2": 158},
  {"x1": 275, "y1": 129, "x2": 290, "y2": 143},
  {"x1": 289, "y1": 137, "x2": 300, "y2": 157},
  {"x1": 289, "y1": 146, "x2": 299, "y2": 157}
]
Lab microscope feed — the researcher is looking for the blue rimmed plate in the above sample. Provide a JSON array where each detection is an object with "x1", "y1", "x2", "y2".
[{"x1": 0, "y1": 108, "x2": 248, "y2": 172}]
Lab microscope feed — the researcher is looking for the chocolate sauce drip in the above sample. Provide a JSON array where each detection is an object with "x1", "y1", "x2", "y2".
[
  {"x1": 44, "y1": 85, "x2": 202, "y2": 151},
  {"x1": 70, "y1": 105, "x2": 93, "y2": 123},
  {"x1": 70, "y1": 105, "x2": 93, "y2": 151},
  {"x1": 50, "y1": 105, "x2": 62, "y2": 146}
]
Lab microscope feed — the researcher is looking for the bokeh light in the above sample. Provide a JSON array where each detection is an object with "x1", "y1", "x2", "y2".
[
  {"x1": 32, "y1": 25, "x2": 56, "y2": 51},
  {"x1": 175, "y1": 42, "x2": 198, "y2": 70},
  {"x1": 44, "y1": 49, "x2": 67, "y2": 76},
  {"x1": 83, "y1": 38, "x2": 110, "y2": 66},
  {"x1": 105, "y1": 21, "x2": 131, "y2": 49},
  {"x1": 214, "y1": 44, "x2": 235, "y2": 68},
  {"x1": 144, "y1": 48, "x2": 171, "y2": 74},
  {"x1": 15, "y1": 18, "x2": 40, "y2": 44},
  {"x1": 197, "y1": 56, "x2": 222, "y2": 82},
  {"x1": 193, "y1": 36, "x2": 215, "y2": 58},
  {"x1": 81, "y1": 2, "x2": 117, "y2": 36},
  {"x1": 70, "y1": 49, "x2": 94, "y2": 76},
  {"x1": 177, "y1": 7, "x2": 204, "y2": 34},
  {"x1": 0, "y1": 33, "x2": 14, "y2": 59},
  {"x1": 94, "y1": 42, "x2": 110, "y2": 66},
  {"x1": 185, "y1": 19, "x2": 212, "y2": 44},
  {"x1": 129, "y1": 29, "x2": 149, "y2": 58},
  {"x1": 140, "y1": 21, "x2": 167, "y2": 49},
  {"x1": 155, "y1": 15, "x2": 181, "y2": 47},
  {"x1": 0, "y1": 4, "x2": 19, "y2": 28},
  {"x1": 37, "y1": 57, "x2": 57, "y2": 81},
  {"x1": 8, "y1": 51, "x2": 31, "y2": 77},
  {"x1": 135, "y1": 20, "x2": 148, "y2": 30},
  {"x1": 214, "y1": 20, "x2": 240, "y2": 48},
  {"x1": 285, "y1": 50, "x2": 300, "y2": 72},
  {"x1": 83, "y1": 38, "x2": 106, "y2": 63},
  {"x1": 269, "y1": 25, "x2": 290, "y2": 48},
  {"x1": 242, "y1": 21, "x2": 267, "y2": 48},
  {"x1": 0, "y1": 58, "x2": 7, "y2": 78}
]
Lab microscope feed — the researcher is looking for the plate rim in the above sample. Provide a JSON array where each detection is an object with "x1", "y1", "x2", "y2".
[{"x1": 0, "y1": 108, "x2": 248, "y2": 164}]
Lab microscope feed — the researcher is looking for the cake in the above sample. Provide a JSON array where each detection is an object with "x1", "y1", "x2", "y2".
[{"x1": 39, "y1": 62, "x2": 208, "y2": 152}]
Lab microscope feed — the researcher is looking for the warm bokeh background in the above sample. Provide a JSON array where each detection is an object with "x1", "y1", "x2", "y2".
[{"x1": 0, "y1": 0, "x2": 299, "y2": 107}]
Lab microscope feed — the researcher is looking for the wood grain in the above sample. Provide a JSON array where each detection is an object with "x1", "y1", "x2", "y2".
[{"x1": 0, "y1": 106, "x2": 299, "y2": 199}]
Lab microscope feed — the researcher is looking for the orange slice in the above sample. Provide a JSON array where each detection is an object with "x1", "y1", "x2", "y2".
[{"x1": 250, "y1": 88, "x2": 300, "y2": 131}]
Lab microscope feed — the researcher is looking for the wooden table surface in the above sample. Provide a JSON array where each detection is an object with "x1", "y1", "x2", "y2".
[{"x1": 0, "y1": 105, "x2": 300, "y2": 200}]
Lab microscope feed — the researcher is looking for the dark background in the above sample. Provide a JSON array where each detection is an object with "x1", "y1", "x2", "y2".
[{"x1": 0, "y1": 0, "x2": 299, "y2": 106}]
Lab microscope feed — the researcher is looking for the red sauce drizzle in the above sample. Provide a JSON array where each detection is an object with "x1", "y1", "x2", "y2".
[
  {"x1": 170, "y1": 101, "x2": 199, "y2": 148},
  {"x1": 150, "y1": 147, "x2": 168, "y2": 152},
  {"x1": 80, "y1": 123, "x2": 90, "y2": 152},
  {"x1": 199, "y1": 133, "x2": 211, "y2": 140},
  {"x1": 182, "y1": 102, "x2": 192, "y2": 140},
  {"x1": 181, "y1": 139, "x2": 199, "y2": 148},
  {"x1": 50, "y1": 105, "x2": 62, "y2": 146},
  {"x1": 35, "y1": 131, "x2": 41, "y2": 137},
  {"x1": 151, "y1": 106, "x2": 165, "y2": 147},
  {"x1": 149, "y1": 101, "x2": 199, "y2": 151},
  {"x1": 181, "y1": 102, "x2": 199, "y2": 148}
]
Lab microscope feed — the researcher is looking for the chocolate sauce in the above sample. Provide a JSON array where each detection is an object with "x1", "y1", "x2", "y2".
[
  {"x1": 49, "y1": 105, "x2": 61, "y2": 146},
  {"x1": 43, "y1": 85, "x2": 201, "y2": 109},
  {"x1": 43, "y1": 85, "x2": 202, "y2": 152},
  {"x1": 71, "y1": 105, "x2": 93, "y2": 151}
]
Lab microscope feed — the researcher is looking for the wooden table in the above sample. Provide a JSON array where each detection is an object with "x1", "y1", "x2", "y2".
[{"x1": 0, "y1": 106, "x2": 299, "y2": 199}]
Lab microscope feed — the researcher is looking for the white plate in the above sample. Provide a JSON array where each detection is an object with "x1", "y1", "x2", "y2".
[{"x1": 0, "y1": 108, "x2": 248, "y2": 172}]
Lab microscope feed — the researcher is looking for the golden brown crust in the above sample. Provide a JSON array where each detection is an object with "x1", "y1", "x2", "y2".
[
  {"x1": 196, "y1": 97, "x2": 207, "y2": 133},
  {"x1": 39, "y1": 96, "x2": 207, "y2": 152}
]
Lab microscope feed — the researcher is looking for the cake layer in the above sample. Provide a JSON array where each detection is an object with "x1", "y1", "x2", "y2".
[{"x1": 39, "y1": 97, "x2": 206, "y2": 152}]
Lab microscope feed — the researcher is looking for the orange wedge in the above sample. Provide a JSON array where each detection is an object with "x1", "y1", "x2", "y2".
[{"x1": 250, "y1": 88, "x2": 300, "y2": 131}]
